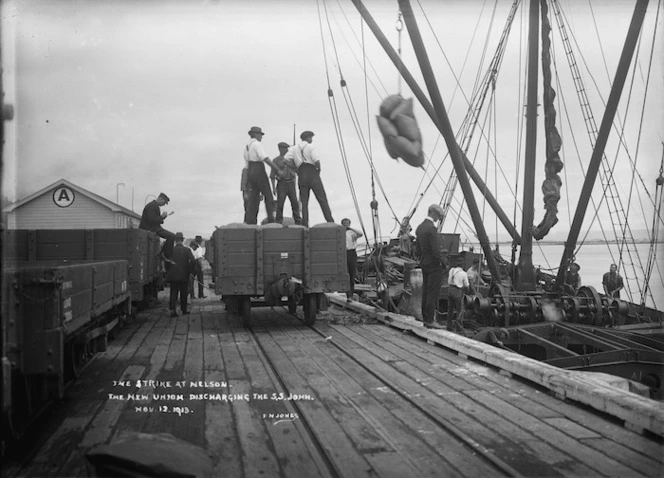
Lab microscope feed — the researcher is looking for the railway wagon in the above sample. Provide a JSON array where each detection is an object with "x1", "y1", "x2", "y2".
[
  {"x1": 4, "y1": 228, "x2": 162, "y2": 306},
  {"x1": 1, "y1": 260, "x2": 131, "y2": 438},
  {"x1": 209, "y1": 223, "x2": 349, "y2": 326}
]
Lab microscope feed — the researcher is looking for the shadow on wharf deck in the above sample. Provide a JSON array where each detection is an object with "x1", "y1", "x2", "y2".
[{"x1": 4, "y1": 289, "x2": 663, "y2": 478}]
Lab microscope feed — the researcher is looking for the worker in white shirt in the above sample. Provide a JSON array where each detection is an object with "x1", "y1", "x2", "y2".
[
  {"x1": 447, "y1": 257, "x2": 470, "y2": 331},
  {"x1": 244, "y1": 126, "x2": 279, "y2": 225},
  {"x1": 286, "y1": 130, "x2": 334, "y2": 227},
  {"x1": 190, "y1": 236, "x2": 206, "y2": 299},
  {"x1": 342, "y1": 218, "x2": 363, "y2": 298}
]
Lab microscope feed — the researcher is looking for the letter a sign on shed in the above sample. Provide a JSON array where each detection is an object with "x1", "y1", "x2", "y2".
[{"x1": 53, "y1": 186, "x2": 75, "y2": 208}]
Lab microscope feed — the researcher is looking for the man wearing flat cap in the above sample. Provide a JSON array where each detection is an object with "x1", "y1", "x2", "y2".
[
  {"x1": 270, "y1": 142, "x2": 302, "y2": 225},
  {"x1": 285, "y1": 130, "x2": 334, "y2": 227},
  {"x1": 415, "y1": 204, "x2": 447, "y2": 327},
  {"x1": 140, "y1": 192, "x2": 176, "y2": 262},
  {"x1": 243, "y1": 126, "x2": 279, "y2": 225}
]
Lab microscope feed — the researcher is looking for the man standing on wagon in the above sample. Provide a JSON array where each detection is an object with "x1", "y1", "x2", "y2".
[
  {"x1": 244, "y1": 126, "x2": 279, "y2": 225},
  {"x1": 270, "y1": 141, "x2": 302, "y2": 225},
  {"x1": 139, "y1": 192, "x2": 176, "y2": 262},
  {"x1": 286, "y1": 130, "x2": 334, "y2": 227}
]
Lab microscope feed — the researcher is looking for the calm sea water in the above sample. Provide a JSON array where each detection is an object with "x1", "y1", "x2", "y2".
[{"x1": 488, "y1": 242, "x2": 664, "y2": 310}]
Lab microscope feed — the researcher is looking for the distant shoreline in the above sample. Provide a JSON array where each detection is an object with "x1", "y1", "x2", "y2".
[{"x1": 489, "y1": 240, "x2": 662, "y2": 246}]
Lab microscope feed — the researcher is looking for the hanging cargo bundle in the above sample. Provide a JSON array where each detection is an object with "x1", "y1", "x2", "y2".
[{"x1": 376, "y1": 94, "x2": 425, "y2": 168}]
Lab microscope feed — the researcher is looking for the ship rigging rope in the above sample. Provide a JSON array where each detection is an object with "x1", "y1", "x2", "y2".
[
  {"x1": 320, "y1": 0, "x2": 407, "y2": 243},
  {"x1": 559, "y1": 1, "x2": 662, "y2": 218},
  {"x1": 317, "y1": 0, "x2": 366, "y2": 238},
  {"x1": 557, "y1": 0, "x2": 661, "y2": 304},
  {"x1": 642, "y1": 153, "x2": 664, "y2": 306}
]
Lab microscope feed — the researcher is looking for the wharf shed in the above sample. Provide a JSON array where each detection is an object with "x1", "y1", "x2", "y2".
[{"x1": 3, "y1": 179, "x2": 141, "y2": 230}]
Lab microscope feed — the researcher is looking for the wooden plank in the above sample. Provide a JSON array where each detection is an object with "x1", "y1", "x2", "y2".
[
  {"x1": 330, "y1": 324, "x2": 478, "y2": 393},
  {"x1": 202, "y1": 310, "x2": 243, "y2": 478},
  {"x1": 375, "y1": 321, "x2": 664, "y2": 461},
  {"x1": 341, "y1": 346, "x2": 595, "y2": 477},
  {"x1": 239, "y1": 321, "x2": 333, "y2": 478},
  {"x1": 174, "y1": 313, "x2": 206, "y2": 448},
  {"x1": 266, "y1": 327, "x2": 392, "y2": 453},
  {"x1": 253, "y1": 324, "x2": 376, "y2": 477},
  {"x1": 111, "y1": 313, "x2": 178, "y2": 439},
  {"x1": 328, "y1": 294, "x2": 664, "y2": 437},
  {"x1": 78, "y1": 365, "x2": 145, "y2": 448},
  {"x1": 18, "y1": 399, "x2": 103, "y2": 477},
  {"x1": 468, "y1": 389, "x2": 648, "y2": 477},
  {"x1": 281, "y1": 321, "x2": 496, "y2": 478}
]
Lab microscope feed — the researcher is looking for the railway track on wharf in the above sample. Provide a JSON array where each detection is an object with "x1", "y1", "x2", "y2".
[{"x1": 4, "y1": 290, "x2": 663, "y2": 478}]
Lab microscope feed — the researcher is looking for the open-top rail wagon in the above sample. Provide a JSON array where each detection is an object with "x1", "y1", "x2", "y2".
[
  {"x1": 4, "y1": 228, "x2": 162, "y2": 307},
  {"x1": 1, "y1": 259, "x2": 131, "y2": 439},
  {"x1": 208, "y1": 223, "x2": 349, "y2": 326}
]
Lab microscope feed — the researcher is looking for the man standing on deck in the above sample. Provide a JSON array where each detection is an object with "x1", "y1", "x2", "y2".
[
  {"x1": 467, "y1": 258, "x2": 487, "y2": 289},
  {"x1": 415, "y1": 204, "x2": 447, "y2": 328},
  {"x1": 167, "y1": 232, "x2": 195, "y2": 317},
  {"x1": 270, "y1": 142, "x2": 302, "y2": 225},
  {"x1": 603, "y1": 263, "x2": 624, "y2": 299},
  {"x1": 140, "y1": 192, "x2": 175, "y2": 263},
  {"x1": 342, "y1": 218, "x2": 363, "y2": 299},
  {"x1": 563, "y1": 262, "x2": 582, "y2": 295},
  {"x1": 244, "y1": 126, "x2": 279, "y2": 225},
  {"x1": 448, "y1": 257, "x2": 470, "y2": 332},
  {"x1": 286, "y1": 130, "x2": 334, "y2": 227}
]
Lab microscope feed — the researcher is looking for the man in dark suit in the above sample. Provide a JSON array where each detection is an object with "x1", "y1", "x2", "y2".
[
  {"x1": 166, "y1": 232, "x2": 195, "y2": 317},
  {"x1": 415, "y1": 204, "x2": 447, "y2": 327},
  {"x1": 139, "y1": 192, "x2": 175, "y2": 260}
]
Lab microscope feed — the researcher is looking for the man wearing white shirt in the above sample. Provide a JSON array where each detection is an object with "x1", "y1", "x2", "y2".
[
  {"x1": 342, "y1": 218, "x2": 363, "y2": 298},
  {"x1": 447, "y1": 258, "x2": 470, "y2": 331},
  {"x1": 244, "y1": 126, "x2": 278, "y2": 224},
  {"x1": 286, "y1": 130, "x2": 334, "y2": 227},
  {"x1": 190, "y1": 236, "x2": 206, "y2": 299}
]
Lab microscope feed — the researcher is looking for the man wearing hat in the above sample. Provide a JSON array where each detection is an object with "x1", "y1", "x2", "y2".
[
  {"x1": 270, "y1": 142, "x2": 302, "y2": 225},
  {"x1": 244, "y1": 126, "x2": 279, "y2": 225},
  {"x1": 139, "y1": 192, "x2": 176, "y2": 261},
  {"x1": 285, "y1": 130, "x2": 334, "y2": 227},
  {"x1": 415, "y1": 204, "x2": 447, "y2": 327},
  {"x1": 167, "y1": 232, "x2": 195, "y2": 317}
]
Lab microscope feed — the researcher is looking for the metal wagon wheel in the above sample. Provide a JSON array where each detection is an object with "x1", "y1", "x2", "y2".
[
  {"x1": 287, "y1": 295, "x2": 298, "y2": 314},
  {"x1": 240, "y1": 296, "x2": 251, "y2": 328},
  {"x1": 303, "y1": 294, "x2": 317, "y2": 326}
]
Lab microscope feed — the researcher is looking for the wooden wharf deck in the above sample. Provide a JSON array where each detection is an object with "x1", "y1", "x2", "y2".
[{"x1": 4, "y1": 290, "x2": 663, "y2": 478}]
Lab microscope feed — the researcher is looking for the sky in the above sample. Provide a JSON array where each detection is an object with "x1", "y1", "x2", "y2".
[{"x1": 1, "y1": 0, "x2": 662, "y2": 255}]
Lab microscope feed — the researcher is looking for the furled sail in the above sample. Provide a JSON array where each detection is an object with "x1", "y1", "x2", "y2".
[
  {"x1": 376, "y1": 95, "x2": 425, "y2": 168},
  {"x1": 532, "y1": 0, "x2": 563, "y2": 241}
]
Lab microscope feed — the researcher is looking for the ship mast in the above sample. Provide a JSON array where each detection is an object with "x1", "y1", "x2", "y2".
[{"x1": 515, "y1": 0, "x2": 540, "y2": 291}]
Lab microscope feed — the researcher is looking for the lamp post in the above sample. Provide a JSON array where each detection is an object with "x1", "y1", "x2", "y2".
[{"x1": 116, "y1": 182, "x2": 125, "y2": 204}]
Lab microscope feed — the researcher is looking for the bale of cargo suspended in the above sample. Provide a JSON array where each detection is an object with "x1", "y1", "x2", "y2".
[{"x1": 376, "y1": 94, "x2": 424, "y2": 168}]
